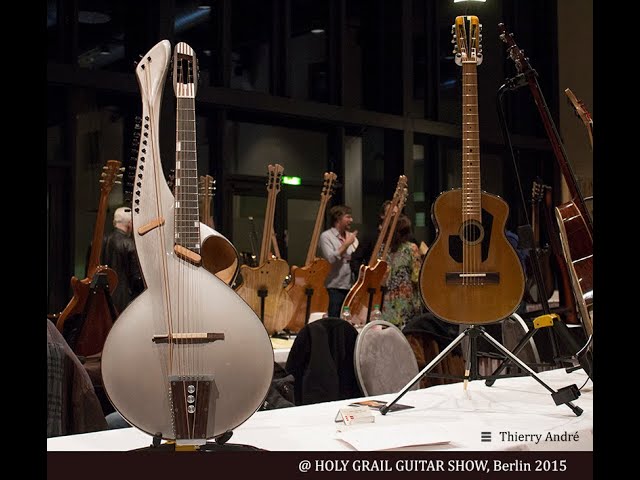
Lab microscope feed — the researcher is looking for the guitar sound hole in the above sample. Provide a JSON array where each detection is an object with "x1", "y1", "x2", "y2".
[{"x1": 460, "y1": 221, "x2": 484, "y2": 245}]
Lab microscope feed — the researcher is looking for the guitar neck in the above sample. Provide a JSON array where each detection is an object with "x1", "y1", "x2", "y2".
[
  {"x1": 527, "y1": 76, "x2": 593, "y2": 234},
  {"x1": 175, "y1": 96, "x2": 201, "y2": 253},
  {"x1": 461, "y1": 60, "x2": 481, "y2": 223},
  {"x1": 305, "y1": 190, "x2": 331, "y2": 266},
  {"x1": 87, "y1": 191, "x2": 111, "y2": 275}
]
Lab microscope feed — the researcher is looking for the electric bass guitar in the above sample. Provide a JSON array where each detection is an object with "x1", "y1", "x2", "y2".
[
  {"x1": 420, "y1": 16, "x2": 525, "y2": 325},
  {"x1": 102, "y1": 41, "x2": 273, "y2": 445}
]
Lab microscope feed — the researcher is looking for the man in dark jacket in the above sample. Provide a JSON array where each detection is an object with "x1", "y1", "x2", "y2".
[{"x1": 102, "y1": 207, "x2": 143, "y2": 314}]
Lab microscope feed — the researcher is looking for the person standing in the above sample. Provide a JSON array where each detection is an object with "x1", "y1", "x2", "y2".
[
  {"x1": 381, "y1": 214, "x2": 424, "y2": 328},
  {"x1": 318, "y1": 205, "x2": 359, "y2": 317},
  {"x1": 101, "y1": 206, "x2": 144, "y2": 314}
]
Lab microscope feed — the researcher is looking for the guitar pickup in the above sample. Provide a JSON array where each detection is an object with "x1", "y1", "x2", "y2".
[
  {"x1": 152, "y1": 333, "x2": 225, "y2": 344},
  {"x1": 445, "y1": 272, "x2": 500, "y2": 284}
]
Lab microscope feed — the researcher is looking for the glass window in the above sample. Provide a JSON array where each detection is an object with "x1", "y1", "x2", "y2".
[
  {"x1": 224, "y1": 121, "x2": 327, "y2": 179},
  {"x1": 231, "y1": 0, "x2": 272, "y2": 93},
  {"x1": 290, "y1": 0, "x2": 328, "y2": 102}
]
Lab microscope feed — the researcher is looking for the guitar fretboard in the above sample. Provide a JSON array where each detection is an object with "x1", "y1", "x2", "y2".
[
  {"x1": 461, "y1": 60, "x2": 481, "y2": 222},
  {"x1": 175, "y1": 96, "x2": 200, "y2": 253}
]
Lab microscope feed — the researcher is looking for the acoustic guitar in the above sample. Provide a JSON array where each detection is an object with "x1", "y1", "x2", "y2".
[
  {"x1": 284, "y1": 172, "x2": 337, "y2": 332},
  {"x1": 420, "y1": 16, "x2": 525, "y2": 325},
  {"x1": 235, "y1": 164, "x2": 294, "y2": 335},
  {"x1": 102, "y1": 41, "x2": 273, "y2": 445},
  {"x1": 499, "y1": 25, "x2": 593, "y2": 361},
  {"x1": 55, "y1": 160, "x2": 122, "y2": 356},
  {"x1": 342, "y1": 175, "x2": 408, "y2": 325}
]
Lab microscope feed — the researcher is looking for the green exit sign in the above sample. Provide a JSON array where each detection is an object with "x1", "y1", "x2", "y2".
[{"x1": 282, "y1": 176, "x2": 301, "y2": 185}]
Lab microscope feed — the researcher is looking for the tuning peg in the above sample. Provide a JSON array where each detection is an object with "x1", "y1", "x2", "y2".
[
  {"x1": 116, "y1": 173, "x2": 123, "y2": 179},
  {"x1": 101, "y1": 172, "x2": 107, "y2": 177},
  {"x1": 114, "y1": 180, "x2": 122, "y2": 185},
  {"x1": 119, "y1": 167, "x2": 125, "y2": 172}
]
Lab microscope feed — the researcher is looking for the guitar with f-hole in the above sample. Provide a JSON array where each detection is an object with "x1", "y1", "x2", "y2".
[{"x1": 420, "y1": 16, "x2": 525, "y2": 325}]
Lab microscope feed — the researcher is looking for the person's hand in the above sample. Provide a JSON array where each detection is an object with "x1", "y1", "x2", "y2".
[{"x1": 345, "y1": 230, "x2": 358, "y2": 246}]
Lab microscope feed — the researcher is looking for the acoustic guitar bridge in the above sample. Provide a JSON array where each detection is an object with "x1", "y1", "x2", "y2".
[
  {"x1": 445, "y1": 272, "x2": 500, "y2": 284},
  {"x1": 152, "y1": 333, "x2": 225, "y2": 344}
]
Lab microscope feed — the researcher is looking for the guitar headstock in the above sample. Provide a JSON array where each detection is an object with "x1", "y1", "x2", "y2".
[
  {"x1": 498, "y1": 23, "x2": 531, "y2": 75},
  {"x1": 199, "y1": 175, "x2": 216, "y2": 198},
  {"x1": 166, "y1": 168, "x2": 176, "y2": 193},
  {"x1": 531, "y1": 180, "x2": 549, "y2": 204},
  {"x1": 394, "y1": 175, "x2": 409, "y2": 197},
  {"x1": 100, "y1": 160, "x2": 124, "y2": 194},
  {"x1": 453, "y1": 16, "x2": 483, "y2": 66},
  {"x1": 267, "y1": 164, "x2": 285, "y2": 194},
  {"x1": 321, "y1": 172, "x2": 338, "y2": 200},
  {"x1": 135, "y1": 40, "x2": 171, "y2": 106},
  {"x1": 564, "y1": 88, "x2": 593, "y2": 149},
  {"x1": 172, "y1": 42, "x2": 199, "y2": 99}
]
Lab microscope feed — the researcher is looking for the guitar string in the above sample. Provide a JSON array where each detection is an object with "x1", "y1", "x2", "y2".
[{"x1": 141, "y1": 52, "x2": 176, "y2": 412}]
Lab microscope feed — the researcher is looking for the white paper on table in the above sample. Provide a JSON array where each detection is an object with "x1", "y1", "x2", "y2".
[{"x1": 335, "y1": 422, "x2": 450, "y2": 451}]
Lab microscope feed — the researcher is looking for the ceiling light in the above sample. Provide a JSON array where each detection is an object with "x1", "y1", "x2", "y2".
[{"x1": 311, "y1": 28, "x2": 325, "y2": 34}]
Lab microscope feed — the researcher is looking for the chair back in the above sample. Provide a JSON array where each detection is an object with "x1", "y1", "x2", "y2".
[{"x1": 354, "y1": 320, "x2": 419, "y2": 396}]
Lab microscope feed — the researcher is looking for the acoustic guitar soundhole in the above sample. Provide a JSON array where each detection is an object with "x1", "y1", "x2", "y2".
[{"x1": 460, "y1": 220, "x2": 484, "y2": 245}]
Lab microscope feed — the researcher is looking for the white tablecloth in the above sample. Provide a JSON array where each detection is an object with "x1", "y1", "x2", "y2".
[{"x1": 47, "y1": 368, "x2": 592, "y2": 451}]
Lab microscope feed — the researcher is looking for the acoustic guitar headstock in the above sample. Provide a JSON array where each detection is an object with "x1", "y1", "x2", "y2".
[
  {"x1": 498, "y1": 23, "x2": 532, "y2": 75},
  {"x1": 321, "y1": 172, "x2": 338, "y2": 200},
  {"x1": 267, "y1": 164, "x2": 285, "y2": 194},
  {"x1": 531, "y1": 179, "x2": 550, "y2": 204},
  {"x1": 199, "y1": 175, "x2": 216, "y2": 199},
  {"x1": 100, "y1": 160, "x2": 124, "y2": 194},
  {"x1": 453, "y1": 15, "x2": 483, "y2": 66},
  {"x1": 172, "y1": 42, "x2": 199, "y2": 99}
]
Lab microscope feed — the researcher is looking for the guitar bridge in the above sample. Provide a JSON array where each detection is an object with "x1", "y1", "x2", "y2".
[
  {"x1": 152, "y1": 332, "x2": 225, "y2": 344},
  {"x1": 169, "y1": 375, "x2": 218, "y2": 444},
  {"x1": 445, "y1": 272, "x2": 500, "y2": 285}
]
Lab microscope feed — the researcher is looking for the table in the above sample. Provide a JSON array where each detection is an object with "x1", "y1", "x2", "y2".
[{"x1": 47, "y1": 368, "x2": 591, "y2": 452}]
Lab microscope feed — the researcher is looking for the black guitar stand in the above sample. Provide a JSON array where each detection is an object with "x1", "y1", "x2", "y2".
[
  {"x1": 492, "y1": 78, "x2": 593, "y2": 381},
  {"x1": 380, "y1": 324, "x2": 583, "y2": 417}
]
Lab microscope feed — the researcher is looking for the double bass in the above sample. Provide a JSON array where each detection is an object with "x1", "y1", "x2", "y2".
[
  {"x1": 55, "y1": 160, "x2": 122, "y2": 356},
  {"x1": 102, "y1": 41, "x2": 273, "y2": 444},
  {"x1": 420, "y1": 17, "x2": 525, "y2": 325}
]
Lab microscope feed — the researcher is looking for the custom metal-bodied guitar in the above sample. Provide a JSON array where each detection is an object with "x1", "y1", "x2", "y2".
[{"x1": 101, "y1": 41, "x2": 273, "y2": 445}]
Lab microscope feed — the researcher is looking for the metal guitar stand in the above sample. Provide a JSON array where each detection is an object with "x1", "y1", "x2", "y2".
[
  {"x1": 379, "y1": 324, "x2": 583, "y2": 417},
  {"x1": 492, "y1": 77, "x2": 593, "y2": 381}
]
